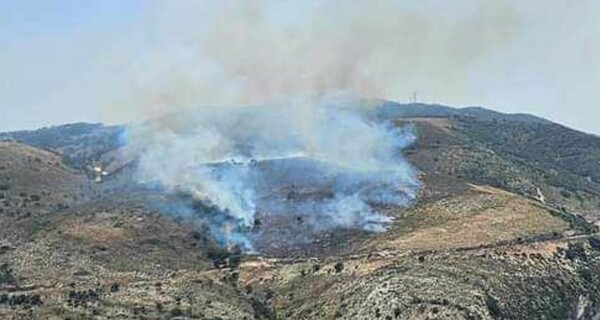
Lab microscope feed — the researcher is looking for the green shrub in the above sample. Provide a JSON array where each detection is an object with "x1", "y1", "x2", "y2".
[
  {"x1": 0, "y1": 263, "x2": 16, "y2": 285},
  {"x1": 170, "y1": 306, "x2": 184, "y2": 317}
]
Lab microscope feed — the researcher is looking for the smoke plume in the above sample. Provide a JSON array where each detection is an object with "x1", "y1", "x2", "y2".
[
  {"x1": 115, "y1": 0, "x2": 519, "y2": 249},
  {"x1": 110, "y1": 0, "x2": 520, "y2": 120},
  {"x1": 126, "y1": 95, "x2": 418, "y2": 249}
]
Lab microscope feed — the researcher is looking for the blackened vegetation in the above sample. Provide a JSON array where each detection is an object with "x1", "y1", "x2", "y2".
[{"x1": 172, "y1": 194, "x2": 249, "y2": 247}]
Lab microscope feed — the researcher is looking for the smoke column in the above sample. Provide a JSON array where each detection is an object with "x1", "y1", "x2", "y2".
[
  {"x1": 105, "y1": 0, "x2": 520, "y2": 121},
  {"x1": 112, "y1": 0, "x2": 514, "y2": 249},
  {"x1": 126, "y1": 95, "x2": 419, "y2": 249}
]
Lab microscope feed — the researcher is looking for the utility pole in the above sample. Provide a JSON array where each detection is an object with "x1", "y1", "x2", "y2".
[{"x1": 410, "y1": 92, "x2": 418, "y2": 103}]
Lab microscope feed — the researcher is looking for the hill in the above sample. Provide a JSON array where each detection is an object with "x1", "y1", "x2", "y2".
[
  {"x1": 0, "y1": 123, "x2": 125, "y2": 169},
  {"x1": 1, "y1": 101, "x2": 600, "y2": 319}
]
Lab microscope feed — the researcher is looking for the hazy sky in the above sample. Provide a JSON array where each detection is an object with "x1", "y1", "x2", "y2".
[{"x1": 1, "y1": 0, "x2": 599, "y2": 134}]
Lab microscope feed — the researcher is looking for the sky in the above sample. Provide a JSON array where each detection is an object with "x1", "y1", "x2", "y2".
[{"x1": 1, "y1": 0, "x2": 599, "y2": 134}]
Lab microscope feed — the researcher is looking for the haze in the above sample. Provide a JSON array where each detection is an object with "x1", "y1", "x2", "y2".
[{"x1": 1, "y1": 0, "x2": 599, "y2": 134}]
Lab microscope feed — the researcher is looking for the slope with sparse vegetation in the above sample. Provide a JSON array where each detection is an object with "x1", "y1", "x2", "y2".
[{"x1": 1, "y1": 101, "x2": 600, "y2": 319}]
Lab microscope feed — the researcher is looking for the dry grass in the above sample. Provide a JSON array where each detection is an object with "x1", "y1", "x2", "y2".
[
  {"x1": 398, "y1": 117, "x2": 455, "y2": 134},
  {"x1": 370, "y1": 185, "x2": 570, "y2": 252},
  {"x1": 62, "y1": 220, "x2": 130, "y2": 243}
]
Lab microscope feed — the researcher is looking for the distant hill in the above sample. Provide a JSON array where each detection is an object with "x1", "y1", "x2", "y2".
[
  {"x1": 364, "y1": 100, "x2": 600, "y2": 218},
  {"x1": 0, "y1": 123, "x2": 125, "y2": 168},
  {"x1": 369, "y1": 100, "x2": 551, "y2": 124}
]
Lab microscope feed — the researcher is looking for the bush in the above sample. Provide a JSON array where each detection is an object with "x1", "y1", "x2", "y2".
[
  {"x1": 485, "y1": 295, "x2": 502, "y2": 319},
  {"x1": 109, "y1": 283, "x2": 120, "y2": 293},
  {"x1": 0, "y1": 263, "x2": 16, "y2": 285},
  {"x1": 334, "y1": 261, "x2": 344, "y2": 274},
  {"x1": 588, "y1": 237, "x2": 600, "y2": 251},
  {"x1": 170, "y1": 306, "x2": 184, "y2": 317},
  {"x1": 565, "y1": 243, "x2": 587, "y2": 261}
]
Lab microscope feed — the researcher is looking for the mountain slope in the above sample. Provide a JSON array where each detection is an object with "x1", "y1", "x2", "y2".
[
  {"x1": 0, "y1": 123, "x2": 125, "y2": 169},
  {"x1": 371, "y1": 101, "x2": 600, "y2": 223},
  {"x1": 1, "y1": 101, "x2": 600, "y2": 319}
]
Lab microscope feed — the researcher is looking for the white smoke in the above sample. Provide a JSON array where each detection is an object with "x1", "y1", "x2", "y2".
[
  {"x1": 107, "y1": 0, "x2": 520, "y2": 121},
  {"x1": 126, "y1": 95, "x2": 418, "y2": 248},
  {"x1": 111, "y1": 0, "x2": 491, "y2": 248}
]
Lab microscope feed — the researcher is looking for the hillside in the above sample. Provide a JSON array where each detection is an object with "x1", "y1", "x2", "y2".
[
  {"x1": 0, "y1": 142, "x2": 92, "y2": 246},
  {"x1": 369, "y1": 100, "x2": 551, "y2": 125},
  {"x1": 1, "y1": 102, "x2": 600, "y2": 319},
  {"x1": 0, "y1": 123, "x2": 125, "y2": 169},
  {"x1": 389, "y1": 102, "x2": 600, "y2": 222}
]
